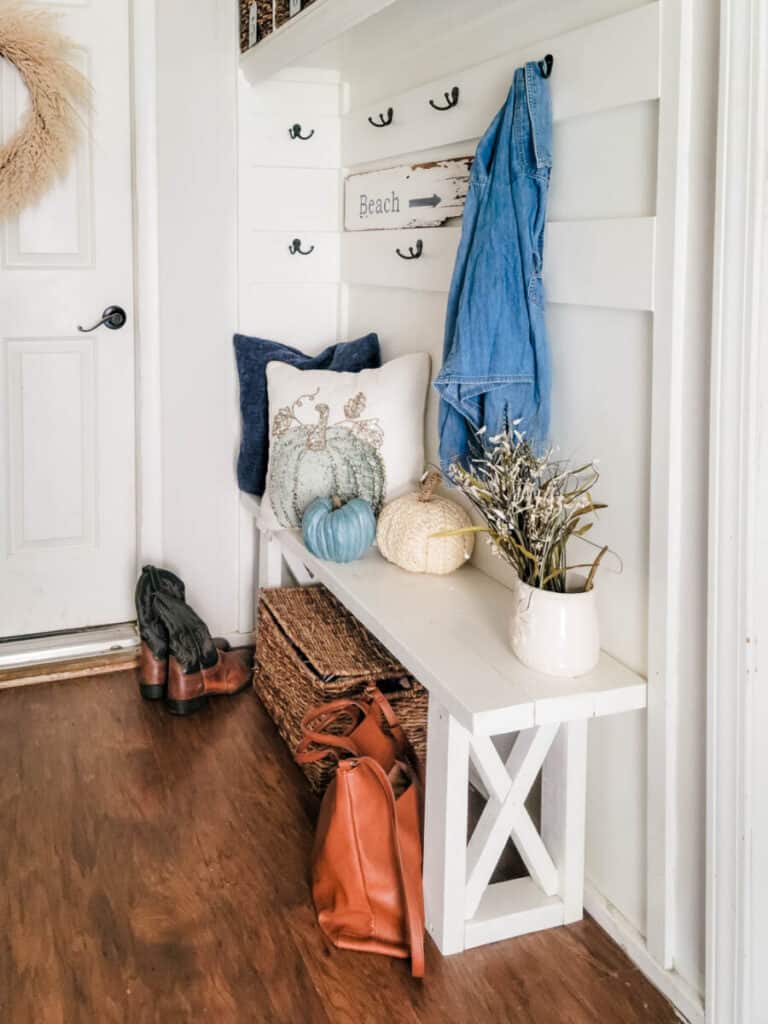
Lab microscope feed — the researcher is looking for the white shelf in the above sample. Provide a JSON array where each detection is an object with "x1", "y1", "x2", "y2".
[
  {"x1": 268, "y1": 529, "x2": 647, "y2": 736},
  {"x1": 239, "y1": 0, "x2": 521, "y2": 84},
  {"x1": 240, "y1": 0, "x2": 398, "y2": 83}
]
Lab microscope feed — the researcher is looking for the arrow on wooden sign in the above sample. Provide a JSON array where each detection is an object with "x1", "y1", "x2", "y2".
[
  {"x1": 345, "y1": 157, "x2": 472, "y2": 231},
  {"x1": 409, "y1": 194, "x2": 442, "y2": 208}
]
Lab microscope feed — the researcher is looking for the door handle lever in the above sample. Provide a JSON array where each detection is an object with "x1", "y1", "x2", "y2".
[{"x1": 78, "y1": 305, "x2": 127, "y2": 333}]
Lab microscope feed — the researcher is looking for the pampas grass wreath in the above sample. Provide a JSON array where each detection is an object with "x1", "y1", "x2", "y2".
[{"x1": 0, "y1": 0, "x2": 89, "y2": 220}]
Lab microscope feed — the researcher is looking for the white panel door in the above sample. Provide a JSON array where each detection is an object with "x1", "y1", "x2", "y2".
[{"x1": 0, "y1": 0, "x2": 135, "y2": 637}]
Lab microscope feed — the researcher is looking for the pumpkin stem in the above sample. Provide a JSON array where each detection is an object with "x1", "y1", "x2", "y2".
[
  {"x1": 331, "y1": 495, "x2": 343, "y2": 510},
  {"x1": 306, "y1": 404, "x2": 330, "y2": 451},
  {"x1": 419, "y1": 468, "x2": 442, "y2": 502}
]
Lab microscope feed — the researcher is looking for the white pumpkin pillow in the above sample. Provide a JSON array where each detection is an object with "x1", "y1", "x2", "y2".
[{"x1": 261, "y1": 353, "x2": 430, "y2": 530}]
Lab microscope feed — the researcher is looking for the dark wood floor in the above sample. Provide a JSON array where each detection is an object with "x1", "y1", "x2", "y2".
[{"x1": 0, "y1": 671, "x2": 677, "y2": 1024}]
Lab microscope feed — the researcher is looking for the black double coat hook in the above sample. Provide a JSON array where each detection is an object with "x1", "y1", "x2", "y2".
[
  {"x1": 368, "y1": 107, "x2": 394, "y2": 128},
  {"x1": 288, "y1": 123, "x2": 314, "y2": 140},
  {"x1": 429, "y1": 86, "x2": 460, "y2": 111},
  {"x1": 289, "y1": 238, "x2": 314, "y2": 255},
  {"x1": 396, "y1": 240, "x2": 423, "y2": 260}
]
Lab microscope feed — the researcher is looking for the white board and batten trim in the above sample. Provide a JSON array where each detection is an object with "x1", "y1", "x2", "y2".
[
  {"x1": 132, "y1": 0, "x2": 164, "y2": 568},
  {"x1": 706, "y1": 0, "x2": 768, "y2": 1021},
  {"x1": 343, "y1": 4, "x2": 661, "y2": 167},
  {"x1": 646, "y1": 0, "x2": 701, "y2": 976},
  {"x1": 344, "y1": 158, "x2": 471, "y2": 231},
  {"x1": 341, "y1": 219, "x2": 656, "y2": 311}
]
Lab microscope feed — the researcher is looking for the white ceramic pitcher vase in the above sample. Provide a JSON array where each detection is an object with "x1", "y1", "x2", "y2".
[{"x1": 509, "y1": 575, "x2": 600, "y2": 677}]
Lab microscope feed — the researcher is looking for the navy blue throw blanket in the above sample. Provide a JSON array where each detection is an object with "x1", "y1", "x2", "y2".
[{"x1": 234, "y1": 332, "x2": 381, "y2": 496}]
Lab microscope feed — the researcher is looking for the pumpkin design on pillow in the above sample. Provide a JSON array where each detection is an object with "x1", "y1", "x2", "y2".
[{"x1": 268, "y1": 388, "x2": 386, "y2": 528}]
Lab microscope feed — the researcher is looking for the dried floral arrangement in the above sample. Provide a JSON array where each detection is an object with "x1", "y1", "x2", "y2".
[{"x1": 446, "y1": 430, "x2": 609, "y2": 593}]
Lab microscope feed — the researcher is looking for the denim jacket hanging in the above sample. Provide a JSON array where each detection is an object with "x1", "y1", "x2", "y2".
[{"x1": 433, "y1": 62, "x2": 553, "y2": 472}]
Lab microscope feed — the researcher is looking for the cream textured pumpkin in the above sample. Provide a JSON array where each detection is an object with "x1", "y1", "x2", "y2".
[{"x1": 376, "y1": 470, "x2": 475, "y2": 575}]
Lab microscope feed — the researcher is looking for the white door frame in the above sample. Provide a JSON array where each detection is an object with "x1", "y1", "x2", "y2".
[
  {"x1": 132, "y1": 0, "x2": 164, "y2": 569},
  {"x1": 706, "y1": 0, "x2": 768, "y2": 1021}
]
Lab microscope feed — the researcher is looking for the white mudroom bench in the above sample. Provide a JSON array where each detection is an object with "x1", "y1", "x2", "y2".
[{"x1": 246, "y1": 499, "x2": 647, "y2": 955}]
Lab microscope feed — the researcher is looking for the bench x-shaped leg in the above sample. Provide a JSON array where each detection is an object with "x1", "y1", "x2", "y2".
[
  {"x1": 424, "y1": 700, "x2": 588, "y2": 954},
  {"x1": 465, "y1": 725, "x2": 560, "y2": 918}
]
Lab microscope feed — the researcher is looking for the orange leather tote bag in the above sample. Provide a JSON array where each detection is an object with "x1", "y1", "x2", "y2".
[
  {"x1": 311, "y1": 755, "x2": 425, "y2": 977},
  {"x1": 296, "y1": 687, "x2": 425, "y2": 977}
]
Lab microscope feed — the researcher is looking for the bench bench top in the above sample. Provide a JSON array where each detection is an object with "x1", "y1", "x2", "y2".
[{"x1": 269, "y1": 527, "x2": 647, "y2": 737}]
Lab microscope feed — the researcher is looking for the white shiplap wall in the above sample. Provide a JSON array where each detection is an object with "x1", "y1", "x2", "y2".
[
  {"x1": 237, "y1": 69, "x2": 343, "y2": 631},
  {"x1": 237, "y1": 0, "x2": 715, "y2": 1010},
  {"x1": 342, "y1": 0, "x2": 660, "y2": 954},
  {"x1": 238, "y1": 70, "x2": 342, "y2": 349}
]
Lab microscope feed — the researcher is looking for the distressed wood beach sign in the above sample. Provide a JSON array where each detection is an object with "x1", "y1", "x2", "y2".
[{"x1": 344, "y1": 157, "x2": 473, "y2": 231}]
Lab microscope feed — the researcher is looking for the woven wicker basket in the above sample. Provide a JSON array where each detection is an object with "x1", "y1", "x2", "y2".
[
  {"x1": 253, "y1": 585, "x2": 428, "y2": 794},
  {"x1": 239, "y1": 0, "x2": 250, "y2": 52},
  {"x1": 275, "y1": 0, "x2": 291, "y2": 27}
]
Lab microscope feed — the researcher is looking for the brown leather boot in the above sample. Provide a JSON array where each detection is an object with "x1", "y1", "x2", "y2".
[
  {"x1": 135, "y1": 566, "x2": 185, "y2": 699},
  {"x1": 165, "y1": 646, "x2": 253, "y2": 716},
  {"x1": 152, "y1": 590, "x2": 253, "y2": 716},
  {"x1": 135, "y1": 566, "x2": 231, "y2": 701}
]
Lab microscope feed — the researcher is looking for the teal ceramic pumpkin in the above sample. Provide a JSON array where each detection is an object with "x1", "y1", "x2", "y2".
[{"x1": 302, "y1": 496, "x2": 376, "y2": 563}]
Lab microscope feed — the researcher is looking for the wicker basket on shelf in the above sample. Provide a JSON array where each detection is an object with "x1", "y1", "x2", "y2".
[
  {"x1": 239, "y1": 0, "x2": 250, "y2": 51},
  {"x1": 253, "y1": 585, "x2": 428, "y2": 794},
  {"x1": 275, "y1": 0, "x2": 291, "y2": 27}
]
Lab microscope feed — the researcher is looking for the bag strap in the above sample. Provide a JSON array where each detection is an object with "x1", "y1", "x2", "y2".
[
  {"x1": 300, "y1": 696, "x2": 369, "y2": 733},
  {"x1": 295, "y1": 687, "x2": 412, "y2": 767},
  {"x1": 364, "y1": 685, "x2": 408, "y2": 752},
  {"x1": 363, "y1": 758, "x2": 425, "y2": 978},
  {"x1": 295, "y1": 730, "x2": 362, "y2": 764},
  {"x1": 294, "y1": 697, "x2": 370, "y2": 764}
]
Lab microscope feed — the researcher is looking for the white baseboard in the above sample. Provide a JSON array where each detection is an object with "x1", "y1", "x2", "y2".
[
  {"x1": 0, "y1": 624, "x2": 139, "y2": 669},
  {"x1": 584, "y1": 881, "x2": 705, "y2": 1024},
  {"x1": 225, "y1": 631, "x2": 257, "y2": 648}
]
